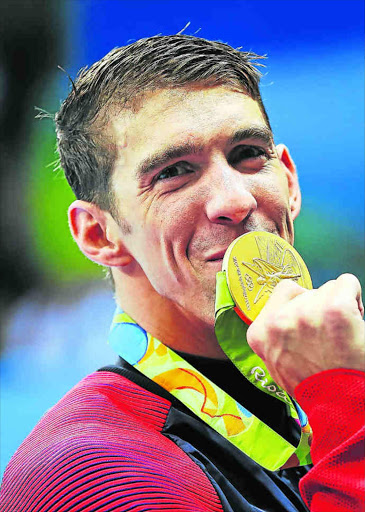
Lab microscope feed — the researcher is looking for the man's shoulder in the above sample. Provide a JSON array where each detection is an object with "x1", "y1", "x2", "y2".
[
  {"x1": 1, "y1": 370, "x2": 196, "y2": 512},
  {"x1": 6, "y1": 369, "x2": 173, "y2": 458},
  {"x1": 56, "y1": 369, "x2": 173, "y2": 434},
  {"x1": 1, "y1": 370, "x2": 223, "y2": 512}
]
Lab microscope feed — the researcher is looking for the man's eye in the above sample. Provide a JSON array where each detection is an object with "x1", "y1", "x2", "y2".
[
  {"x1": 155, "y1": 163, "x2": 193, "y2": 181},
  {"x1": 229, "y1": 145, "x2": 269, "y2": 166}
]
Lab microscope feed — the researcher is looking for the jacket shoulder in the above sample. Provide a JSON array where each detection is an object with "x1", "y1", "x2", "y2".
[{"x1": 0, "y1": 371, "x2": 222, "y2": 512}]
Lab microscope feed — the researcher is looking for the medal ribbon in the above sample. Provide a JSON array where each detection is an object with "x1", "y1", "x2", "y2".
[
  {"x1": 109, "y1": 296, "x2": 312, "y2": 471},
  {"x1": 215, "y1": 271, "x2": 294, "y2": 406}
]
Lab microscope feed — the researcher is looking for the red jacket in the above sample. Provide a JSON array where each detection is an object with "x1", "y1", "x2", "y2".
[
  {"x1": 0, "y1": 366, "x2": 363, "y2": 511},
  {"x1": 296, "y1": 368, "x2": 364, "y2": 512}
]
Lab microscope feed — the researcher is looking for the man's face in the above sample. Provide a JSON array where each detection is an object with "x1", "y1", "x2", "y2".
[{"x1": 110, "y1": 86, "x2": 299, "y2": 325}]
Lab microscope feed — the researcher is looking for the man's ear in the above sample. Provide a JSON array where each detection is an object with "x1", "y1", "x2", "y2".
[
  {"x1": 276, "y1": 144, "x2": 301, "y2": 220},
  {"x1": 68, "y1": 200, "x2": 133, "y2": 267}
]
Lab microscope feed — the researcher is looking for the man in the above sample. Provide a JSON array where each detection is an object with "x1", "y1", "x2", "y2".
[{"x1": 1, "y1": 35, "x2": 364, "y2": 512}]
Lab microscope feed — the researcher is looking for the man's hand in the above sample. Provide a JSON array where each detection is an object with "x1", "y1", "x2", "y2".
[{"x1": 246, "y1": 273, "x2": 365, "y2": 397}]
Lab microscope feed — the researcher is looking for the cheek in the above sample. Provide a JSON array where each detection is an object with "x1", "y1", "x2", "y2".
[
  {"x1": 151, "y1": 193, "x2": 201, "y2": 243},
  {"x1": 256, "y1": 174, "x2": 290, "y2": 218},
  {"x1": 144, "y1": 197, "x2": 201, "y2": 288},
  {"x1": 133, "y1": 197, "x2": 196, "y2": 270}
]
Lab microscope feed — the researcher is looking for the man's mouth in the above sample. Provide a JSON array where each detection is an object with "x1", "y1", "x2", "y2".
[
  {"x1": 202, "y1": 226, "x2": 270, "y2": 264},
  {"x1": 206, "y1": 249, "x2": 227, "y2": 262}
]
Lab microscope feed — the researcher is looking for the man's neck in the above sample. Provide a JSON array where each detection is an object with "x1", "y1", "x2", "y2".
[{"x1": 114, "y1": 268, "x2": 228, "y2": 359}]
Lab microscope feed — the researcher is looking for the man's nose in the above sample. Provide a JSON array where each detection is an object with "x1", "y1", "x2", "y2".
[{"x1": 205, "y1": 167, "x2": 257, "y2": 225}]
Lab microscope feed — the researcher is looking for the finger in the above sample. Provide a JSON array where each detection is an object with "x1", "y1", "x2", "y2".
[
  {"x1": 247, "y1": 280, "x2": 307, "y2": 357},
  {"x1": 317, "y1": 273, "x2": 364, "y2": 319},
  {"x1": 257, "y1": 279, "x2": 307, "y2": 320},
  {"x1": 334, "y1": 273, "x2": 364, "y2": 318}
]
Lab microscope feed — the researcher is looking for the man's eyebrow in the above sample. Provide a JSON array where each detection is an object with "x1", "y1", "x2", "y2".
[
  {"x1": 229, "y1": 126, "x2": 273, "y2": 146},
  {"x1": 135, "y1": 125, "x2": 273, "y2": 180}
]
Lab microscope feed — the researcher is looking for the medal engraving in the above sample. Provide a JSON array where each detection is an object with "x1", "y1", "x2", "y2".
[
  {"x1": 232, "y1": 256, "x2": 251, "y2": 311},
  {"x1": 241, "y1": 235, "x2": 302, "y2": 305},
  {"x1": 223, "y1": 232, "x2": 312, "y2": 324}
]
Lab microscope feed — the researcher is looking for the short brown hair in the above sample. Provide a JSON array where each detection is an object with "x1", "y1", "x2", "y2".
[{"x1": 55, "y1": 34, "x2": 270, "y2": 215}]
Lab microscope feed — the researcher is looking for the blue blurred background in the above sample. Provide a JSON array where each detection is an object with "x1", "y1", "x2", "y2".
[{"x1": 1, "y1": 0, "x2": 364, "y2": 477}]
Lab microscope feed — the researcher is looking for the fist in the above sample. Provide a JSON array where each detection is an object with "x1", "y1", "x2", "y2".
[{"x1": 246, "y1": 273, "x2": 365, "y2": 397}]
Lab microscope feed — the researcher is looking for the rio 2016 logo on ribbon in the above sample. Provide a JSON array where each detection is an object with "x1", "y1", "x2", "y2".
[{"x1": 250, "y1": 366, "x2": 291, "y2": 404}]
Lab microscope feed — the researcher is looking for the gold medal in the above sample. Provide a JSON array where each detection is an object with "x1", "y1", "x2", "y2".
[{"x1": 222, "y1": 231, "x2": 312, "y2": 325}]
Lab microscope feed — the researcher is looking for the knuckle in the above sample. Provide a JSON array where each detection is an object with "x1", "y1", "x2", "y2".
[
  {"x1": 324, "y1": 304, "x2": 345, "y2": 320},
  {"x1": 270, "y1": 307, "x2": 317, "y2": 343},
  {"x1": 337, "y1": 273, "x2": 360, "y2": 286},
  {"x1": 246, "y1": 325, "x2": 261, "y2": 349},
  {"x1": 269, "y1": 312, "x2": 296, "y2": 338},
  {"x1": 269, "y1": 311, "x2": 288, "y2": 331},
  {"x1": 246, "y1": 330, "x2": 265, "y2": 359},
  {"x1": 318, "y1": 279, "x2": 336, "y2": 292},
  {"x1": 323, "y1": 308, "x2": 351, "y2": 337},
  {"x1": 297, "y1": 314, "x2": 316, "y2": 331}
]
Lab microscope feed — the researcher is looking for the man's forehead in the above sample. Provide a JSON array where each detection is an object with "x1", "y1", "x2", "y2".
[
  {"x1": 109, "y1": 87, "x2": 271, "y2": 172},
  {"x1": 131, "y1": 86, "x2": 261, "y2": 121}
]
